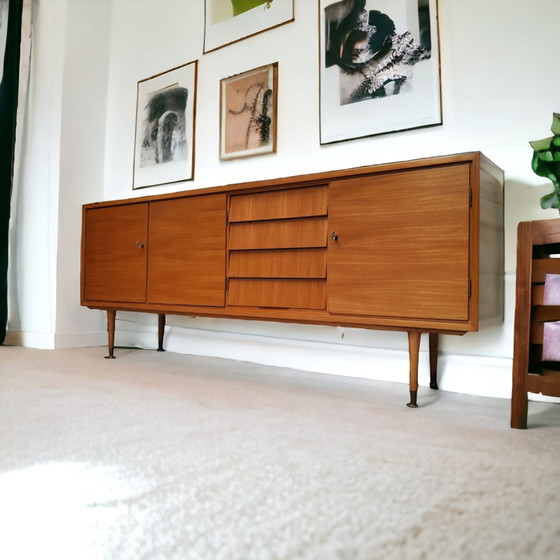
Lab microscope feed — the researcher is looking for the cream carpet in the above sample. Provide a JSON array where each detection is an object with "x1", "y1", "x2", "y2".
[{"x1": 1, "y1": 345, "x2": 559, "y2": 560}]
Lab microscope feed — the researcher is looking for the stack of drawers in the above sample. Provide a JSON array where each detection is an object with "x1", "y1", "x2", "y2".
[{"x1": 227, "y1": 185, "x2": 328, "y2": 309}]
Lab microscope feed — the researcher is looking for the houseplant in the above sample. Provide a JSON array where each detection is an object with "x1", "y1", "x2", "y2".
[{"x1": 530, "y1": 112, "x2": 560, "y2": 213}]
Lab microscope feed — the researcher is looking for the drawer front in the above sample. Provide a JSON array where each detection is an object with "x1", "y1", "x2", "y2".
[
  {"x1": 228, "y1": 279, "x2": 327, "y2": 309},
  {"x1": 229, "y1": 217, "x2": 328, "y2": 250},
  {"x1": 229, "y1": 186, "x2": 328, "y2": 222},
  {"x1": 228, "y1": 249, "x2": 327, "y2": 278}
]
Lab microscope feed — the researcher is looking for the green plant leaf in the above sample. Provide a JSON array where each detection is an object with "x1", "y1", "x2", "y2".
[
  {"x1": 530, "y1": 137, "x2": 552, "y2": 151},
  {"x1": 531, "y1": 113, "x2": 560, "y2": 211},
  {"x1": 540, "y1": 190, "x2": 560, "y2": 210},
  {"x1": 538, "y1": 150, "x2": 554, "y2": 162},
  {"x1": 551, "y1": 113, "x2": 560, "y2": 135},
  {"x1": 532, "y1": 151, "x2": 543, "y2": 174},
  {"x1": 532, "y1": 152, "x2": 556, "y2": 177}
]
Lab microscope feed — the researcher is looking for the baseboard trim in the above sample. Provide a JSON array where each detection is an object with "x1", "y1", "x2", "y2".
[
  {"x1": 4, "y1": 330, "x2": 55, "y2": 349},
  {"x1": 112, "y1": 319, "x2": 515, "y2": 400},
  {"x1": 9, "y1": 322, "x2": 556, "y2": 404},
  {"x1": 4, "y1": 330, "x2": 107, "y2": 349}
]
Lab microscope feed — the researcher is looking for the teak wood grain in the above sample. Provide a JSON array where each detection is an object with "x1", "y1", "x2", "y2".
[
  {"x1": 81, "y1": 153, "x2": 504, "y2": 408},
  {"x1": 328, "y1": 164, "x2": 470, "y2": 321},
  {"x1": 227, "y1": 279, "x2": 327, "y2": 309},
  {"x1": 82, "y1": 203, "x2": 148, "y2": 303},
  {"x1": 228, "y1": 249, "x2": 327, "y2": 279},
  {"x1": 229, "y1": 186, "x2": 328, "y2": 222},
  {"x1": 229, "y1": 218, "x2": 328, "y2": 250},
  {"x1": 147, "y1": 195, "x2": 226, "y2": 306}
]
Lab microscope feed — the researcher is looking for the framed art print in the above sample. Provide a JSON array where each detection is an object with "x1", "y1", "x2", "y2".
[
  {"x1": 319, "y1": 0, "x2": 442, "y2": 144},
  {"x1": 204, "y1": 0, "x2": 294, "y2": 53},
  {"x1": 133, "y1": 61, "x2": 197, "y2": 189},
  {"x1": 220, "y1": 62, "x2": 278, "y2": 160}
]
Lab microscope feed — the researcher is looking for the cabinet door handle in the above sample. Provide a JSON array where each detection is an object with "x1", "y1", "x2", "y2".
[
  {"x1": 136, "y1": 241, "x2": 144, "y2": 249},
  {"x1": 330, "y1": 231, "x2": 338, "y2": 241}
]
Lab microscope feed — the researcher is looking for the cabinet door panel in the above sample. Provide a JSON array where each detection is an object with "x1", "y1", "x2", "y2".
[
  {"x1": 82, "y1": 204, "x2": 148, "y2": 303},
  {"x1": 328, "y1": 164, "x2": 471, "y2": 321},
  {"x1": 148, "y1": 194, "x2": 226, "y2": 306}
]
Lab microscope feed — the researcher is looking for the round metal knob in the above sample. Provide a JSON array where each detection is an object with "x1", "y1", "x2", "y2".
[
  {"x1": 136, "y1": 241, "x2": 144, "y2": 249},
  {"x1": 330, "y1": 232, "x2": 338, "y2": 241}
]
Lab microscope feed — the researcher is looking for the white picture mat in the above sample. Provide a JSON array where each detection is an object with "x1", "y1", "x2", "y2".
[
  {"x1": 319, "y1": 0, "x2": 441, "y2": 144},
  {"x1": 204, "y1": 0, "x2": 294, "y2": 53}
]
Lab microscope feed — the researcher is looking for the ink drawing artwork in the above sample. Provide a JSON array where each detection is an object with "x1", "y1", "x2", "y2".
[
  {"x1": 220, "y1": 63, "x2": 277, "y2": 160},
  {"x1": 133, "y1": 62, "x2": 197, "y2": 189},
  {"x1": 140, "y1": 87, "x2": 188, "y2": 167},
  {"x1": 319, "y1": 0, "x2": 441, "y2": 144}
]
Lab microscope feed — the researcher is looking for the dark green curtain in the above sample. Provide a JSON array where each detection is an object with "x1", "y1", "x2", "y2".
[{"x1": 0, "y1": 0, "x2": 24, "y2": 344}]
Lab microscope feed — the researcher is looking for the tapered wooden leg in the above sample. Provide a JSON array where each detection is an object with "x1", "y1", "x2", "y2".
[
  {"x1": 510, "y1": 221, "x2": 532, "y2": 429},
  {"x1": 105, "y1": 309, "x2": 116, "y2": 359},
  {"x1": 157, "y1": 314, "x2": 166, "y2": 352},
  {"x1": 407, "y1": 331, "x2": 421, "y2": 408},
  {"x1": 511, "y1": 343, "x2": 529, "y2": 429},
  {"x1": 429, "y1": 332, "x2": 439, "y2": 390},
  {"x1": 511, "y1": 388, "x2": 528, "y2": 429}
]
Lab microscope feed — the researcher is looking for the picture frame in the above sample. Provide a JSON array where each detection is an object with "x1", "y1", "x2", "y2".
[
  {"x1": 319, "y1": 0, "x2": 442, "y2": 144},
  {"x1": 204, "y1": 0, "x2": 294, "y2": 53},
  {"x1": 133, "y1": 61, "x2": 197, "y2": 189},
  {"x1": 220, "y1": 62, "x2": 278, "y2": 160}
]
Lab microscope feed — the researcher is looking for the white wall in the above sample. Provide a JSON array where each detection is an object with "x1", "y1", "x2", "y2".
[
  {"x1": 8, "y1": 0, "x2": 560, "y2": 399},
  {"x1": 7, "y1": 0, "x2": 68, "y2": 348},
  {"x1": 7, "y1": 0, "x2": 111, "y2": 348},
  {"x1": 56, "y1": 0, "x2": 111, "y2": 346}
]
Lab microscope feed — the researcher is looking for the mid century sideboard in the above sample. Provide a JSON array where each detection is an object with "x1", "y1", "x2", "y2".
[{"x1": 81, "y1": 152, "x2": 504, "y2": 407}]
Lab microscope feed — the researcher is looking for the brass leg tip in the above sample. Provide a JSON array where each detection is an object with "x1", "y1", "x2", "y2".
[{"x1": 406, "y1": 390, "x2": 418, "y2": 408}]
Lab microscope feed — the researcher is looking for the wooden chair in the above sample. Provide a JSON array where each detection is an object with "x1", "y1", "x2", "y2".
[{"x1": 511, "y1": 218, "x2": 560, "y2": 428}]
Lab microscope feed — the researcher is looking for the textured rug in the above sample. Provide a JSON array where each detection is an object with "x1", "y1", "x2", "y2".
[{"x1": 1, "y1": 346, "x2": 559, "y2": 559}]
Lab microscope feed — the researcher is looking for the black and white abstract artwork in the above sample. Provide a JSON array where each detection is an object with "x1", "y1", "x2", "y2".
[
  {"x1": 133, "y1": 62, "x2": 197, "y2": 189},
  {"x1": 319, "y1": 0, "x2": 441, "y2": 144},
  {"x1": 139, "y1": 87, "x2": 189, "y2": 168}
]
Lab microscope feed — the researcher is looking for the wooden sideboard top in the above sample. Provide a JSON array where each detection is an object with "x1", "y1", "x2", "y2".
[{"x1": 84, "y1": 152, "x2": 503, "y2": 209}]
